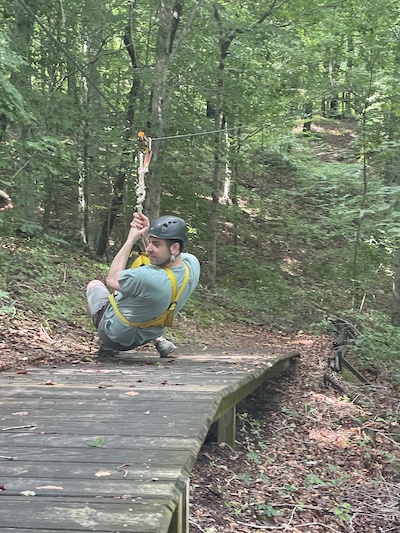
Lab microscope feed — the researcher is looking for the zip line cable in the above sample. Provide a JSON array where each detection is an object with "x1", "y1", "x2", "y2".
[
  {"x1": 152, "y1": 126, "x2": 241, "y2": 141},
  {"x1": 13, "y1": 0, "x2": 270, "y2": 145}
]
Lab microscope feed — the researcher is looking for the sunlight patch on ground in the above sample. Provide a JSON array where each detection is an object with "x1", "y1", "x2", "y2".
[
  {"x1": 308, "y1": 391, "x2": 360, "y2": 414},
  {"x1": 308, "y1": 426, "x2": 355, "y2": 448},
  {"x1": 282, "y1": 255, "x2": 302, "y2": 276},
  {"x1": 312, "y1": 124, "x2": 356, "y2": 137}
]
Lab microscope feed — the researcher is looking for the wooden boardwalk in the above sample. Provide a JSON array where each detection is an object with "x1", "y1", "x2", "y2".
[{"x1": 0, "y1": 347, "x2": 300, "y2": 533}]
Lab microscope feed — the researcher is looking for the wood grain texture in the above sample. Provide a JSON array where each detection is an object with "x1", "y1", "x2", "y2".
[{"x1": 0, "y1": 349, "x2": 300, "y2": 532}]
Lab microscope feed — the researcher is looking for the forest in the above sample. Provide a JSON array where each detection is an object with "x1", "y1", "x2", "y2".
[
  {"x1": 2, "y1": 0, "x2": 400, "y2": 374},
  {"x1": 1, "y1": 2, "x2": 400, "y2": 531}
]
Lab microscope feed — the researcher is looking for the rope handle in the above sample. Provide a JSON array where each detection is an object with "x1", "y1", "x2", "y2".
[{"x1": 135, "y1": 132, "x2": 152, "y2": 212}]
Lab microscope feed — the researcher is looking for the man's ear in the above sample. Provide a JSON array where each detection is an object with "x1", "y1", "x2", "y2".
[{"x1": 171, "y1": 242, "x2": 181, "y2": 255}]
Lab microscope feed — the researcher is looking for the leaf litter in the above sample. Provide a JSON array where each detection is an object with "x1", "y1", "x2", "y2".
[{"x1": 189, "y1": 335, "x2": 400, "y2": 533}]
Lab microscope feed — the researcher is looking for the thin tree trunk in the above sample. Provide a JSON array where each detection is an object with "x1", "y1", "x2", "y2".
[
  {"x1": 207, "y1": 0, "x2": 282, "y2": 286},
  {"x1": 96, "y1": 5, "x2": 141, "y2": 256},
  {"x1": 10, "y1": 0, "x2": 37, "y2": 219},
  {"x1": 391, "y1": 146, "x2": 400, "y2": 324},
  {"x1": 392, "y1": 245, "x2": 400, "y2": 326},
  {"x1": 303, "y1": 102, "x2": 313, "y2": 133},
  {"x1": 221, "y1": 118, "x2": 231, "y2": 204},
  {"x1": 206, "y1": 4, "x2": 233, "y2": 287},
  {"x1": 79, "y1": 76, "x2": 90, "y2": 248},
  {"x1": 144, "y1": 1, "x2": 182, "y2": 222}
]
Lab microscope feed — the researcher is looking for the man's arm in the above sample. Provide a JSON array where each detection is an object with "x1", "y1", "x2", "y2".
[{"x1": 106, "y1": 214, "x2": 147, "y2": 291}]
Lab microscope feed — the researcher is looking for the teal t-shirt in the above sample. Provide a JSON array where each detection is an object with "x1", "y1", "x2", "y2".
[{"x1": 100, "y1": 253, "x2": 200, "y2": 348}]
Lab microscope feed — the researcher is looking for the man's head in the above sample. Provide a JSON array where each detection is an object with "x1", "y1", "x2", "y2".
[{"x1": 147, "y1": 215, "x2": 188, "y2": 266}]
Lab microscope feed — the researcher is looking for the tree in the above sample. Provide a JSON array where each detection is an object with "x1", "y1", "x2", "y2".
[{"x1": 206, "y1": 0, "x2": 290, "y2": 287}]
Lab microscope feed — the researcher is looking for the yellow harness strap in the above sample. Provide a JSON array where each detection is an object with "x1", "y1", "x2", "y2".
[
  {"x1": 108, "y1": 263, "x2": 190, "y2": 329},
  {"x1": 130, "y1": 252, "x2": 150, "y2": 268}
]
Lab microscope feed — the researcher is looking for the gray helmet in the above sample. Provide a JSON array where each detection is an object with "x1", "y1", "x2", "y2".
[{"x1": 149, "y1": 215, "x2": 188, "y2": 245}]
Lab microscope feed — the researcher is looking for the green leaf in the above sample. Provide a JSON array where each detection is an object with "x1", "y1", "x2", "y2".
[{"x1": 86, "y1": 437, "x2": 105, "y2": 448}]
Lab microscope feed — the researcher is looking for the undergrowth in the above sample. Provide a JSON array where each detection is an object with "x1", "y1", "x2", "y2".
[{"x1": 1, "y1": 118, "x2": 400, "y2": 384}]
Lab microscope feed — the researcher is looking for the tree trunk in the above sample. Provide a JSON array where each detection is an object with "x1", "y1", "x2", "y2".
[
  {"x1": 206, "y1": 1, "x2": 282, "y2": 287},
  {"x1": 144, "y1": 1, "x2": 183, "y2": 222},
  {"x1": 391, "y1": 142, "x2": 400, "y2": 325},
  {"x1": 206, "y1": 5, "x2": 233, "y2": 287},
  {"x1": 9, "y1": 0, "x2": 37, "y2": 220},
  {"x1": 95, "y1": 6, "x2": 141, "y2": 257},
  {"x1": 392, "y1": 245, "x2": 400, "y2": 326},
  {"x1": 303, "y1": 102, "x2": 313, "y2": 133},
  {"x1": 79, "y1": 67, "x2": 90, "y2": 249}
]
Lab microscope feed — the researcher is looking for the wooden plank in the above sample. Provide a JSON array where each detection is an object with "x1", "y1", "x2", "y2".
[
  {"x1": 0, "y1": 374, "x2": 248, "y2": 387},
  {"x1": 168, "y1": 478, "x2": 189, "y2": 533},
  {"x1": 0, "y1": 435, "x2": 201, "y2": 450},
  {"x1": 1, "y1": 463, "x2": 187, "y2": 480},
  {"x1": 216, "y1": 405, "x2": 236, "y2": 448},
  {"x1": 1, "y1": 409, "x2": 214, "y2": 424},
  {"x1": 0, "y1": 352, "x2": 300, "y2": 533},
  {"x1": 0, "y1": 421, "x2": 208, "y2": 438},
  {"x1": 0, "y1": 398, "x2": 214, "y2": 412},
  {"x1": 2, "y1": 476, "x2": 186, "y2": 499},
  {"x1": 0, "y1": 388, "x2": 225, "y2": 400},
  {"x1": 0, "y1": 496, "x2": 173, "y2": 532},
  {"x1": 0, "y1": 447, "x2": 198, "y2": 467},
  {"x1": 0, "y1": 530, "x2": 91, "y2": 533}
]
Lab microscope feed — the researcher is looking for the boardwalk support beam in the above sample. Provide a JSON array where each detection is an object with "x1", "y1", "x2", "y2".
[
  {"x1": 168, "y1": 478, "x2": 189, "y2": 533},
  {"x1": 213, "y1": 352, "x2": 300, "y2": 449},
  {"x1": 216, "y1": 405, "x2": 237, "y2": 447}
]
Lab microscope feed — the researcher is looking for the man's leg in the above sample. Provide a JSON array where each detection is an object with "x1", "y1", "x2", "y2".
[
  {"x1": 87, "y1": 281, "x2": 175, "y2": 358},
  {"x1": 86, "y1": 280, "x2": 119, "y2": 356},
  {"x1": 86, "y1": 280, "x2": 109, "y2": 326}
]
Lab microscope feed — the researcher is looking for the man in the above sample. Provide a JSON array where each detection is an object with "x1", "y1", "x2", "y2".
[
  {"x1": 86, "y1": 211, "x2": 200, "y2": 358},
  {"x1": 0, "y1": 190, "x2": 13, "y2": 211}
]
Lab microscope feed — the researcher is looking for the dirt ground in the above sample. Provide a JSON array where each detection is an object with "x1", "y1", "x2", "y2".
[{"x1": 0, "y1": 316, "x2": 399, "y2": 532}]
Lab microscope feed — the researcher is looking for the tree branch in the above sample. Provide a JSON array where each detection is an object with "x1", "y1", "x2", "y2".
[{"x1": 171, "y1": 0, "x2": 203, "y2": 56}]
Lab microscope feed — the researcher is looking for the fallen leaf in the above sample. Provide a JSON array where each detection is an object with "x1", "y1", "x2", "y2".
[
  {"x1": 86, "y1": 437, "x2": 105, "y2": 447},
  {"x1": 125, "y1": 391, "x2": 139, "y2": 396}
]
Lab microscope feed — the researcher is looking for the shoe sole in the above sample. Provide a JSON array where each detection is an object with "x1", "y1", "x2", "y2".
[{"x1": 159, "y1": 347, "x2": 177, "y2": 358}]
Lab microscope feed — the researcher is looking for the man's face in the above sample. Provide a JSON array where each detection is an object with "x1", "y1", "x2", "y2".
[{"x1": 146, "y1": 237, "x2": 172, "y2": 266}]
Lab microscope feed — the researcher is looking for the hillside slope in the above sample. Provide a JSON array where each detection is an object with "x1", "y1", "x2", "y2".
[{"x1": 1, "y1": 117, "x2": 399, "y2": 532}]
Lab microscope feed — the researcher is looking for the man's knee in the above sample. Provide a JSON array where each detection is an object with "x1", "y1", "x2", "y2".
[
  {"x1": 86, "y1": 279, "x2": 105, "y2": 293},
  {"x1": 86, "y1": 279, "x2": 109, "y2": 319}
]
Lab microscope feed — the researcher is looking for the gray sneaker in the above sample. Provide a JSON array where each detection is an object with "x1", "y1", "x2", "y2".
[{"x1": 155, "y1": 338, "x2": 177, "y2": 358}]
